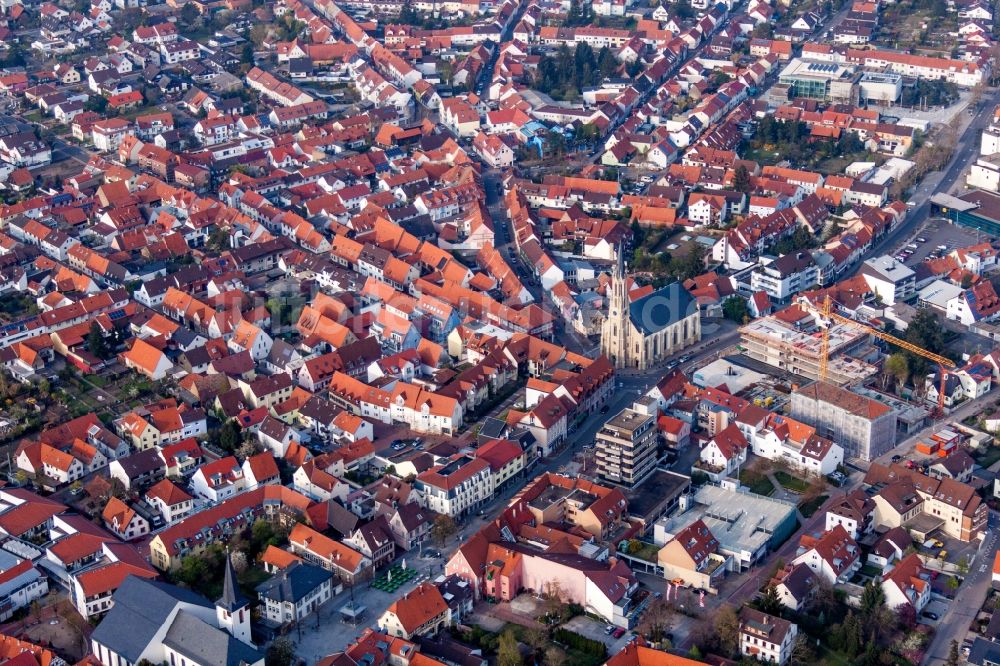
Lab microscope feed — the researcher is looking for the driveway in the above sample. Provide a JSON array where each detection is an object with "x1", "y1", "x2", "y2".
[
  {"x1": 918, "y1": 599, "x2": 949, "y2": 627},
  {"x1": 561, "y1": 616, "x2": 633, "y2": 652}
]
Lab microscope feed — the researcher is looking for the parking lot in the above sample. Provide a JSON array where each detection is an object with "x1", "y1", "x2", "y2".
[
  {"x1": 892, "y1": 217, "x2": 986, "y2": 266},
  {"x1": 561, "y1": 615, "x2": 634, "y2": 651}
]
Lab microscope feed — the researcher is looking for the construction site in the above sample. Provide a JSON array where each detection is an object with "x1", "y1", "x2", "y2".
[{"x1": 738, "y1": 312, "x2": 879, "y2": 386}]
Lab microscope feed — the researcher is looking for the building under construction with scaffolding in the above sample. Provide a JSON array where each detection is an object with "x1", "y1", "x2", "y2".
[
  {"x1": 738, "y1": 309, "x2": 879, "y2": 386},
  {"x1": 652, "y1": 484, "x2": 798, "y2": 573}
]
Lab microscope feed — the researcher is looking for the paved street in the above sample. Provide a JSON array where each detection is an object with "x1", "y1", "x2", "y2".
[{"x1": 922, "y1": 511, "x2": 1000, "y2": 664}]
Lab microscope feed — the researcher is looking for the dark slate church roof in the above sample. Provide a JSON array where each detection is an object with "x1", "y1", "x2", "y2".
[
  {"x1": 91, "y1": 576, "x2": 264, "y2": 666},
  {"x1": 628, "y1": 282, "x2": 697, "y2": 335},
  {"x1": 90, "y1": 576, "x2": 213, "y2": 663}
]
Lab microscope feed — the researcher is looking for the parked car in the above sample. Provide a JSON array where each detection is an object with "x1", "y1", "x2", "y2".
[
  {"x1": 612, "y1": 628, "x2": 626, "y2": 639},
  {"x1": 922, "y1": 611, "x2": 939, "y2": 621},
  {"x1": 891, "y1": 454, "x2": 902, "y2": 462},
  {"x1": 916, "y1": 237, "x2": 927, "y2": 243},
  {"x1": 605, "y1": 625, "x2": 615, "y2": 635}
]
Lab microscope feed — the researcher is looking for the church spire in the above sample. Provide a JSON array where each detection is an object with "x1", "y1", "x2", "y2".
[
  {"x1": 601, "y1": 241, "x2": 631, "y2": 368},
  {"x1": 215, "y1": 549, "x2": 253, "y2": 645},
  {"x1": 217, "y1": 549, "x2": 247, "y2": 613}
]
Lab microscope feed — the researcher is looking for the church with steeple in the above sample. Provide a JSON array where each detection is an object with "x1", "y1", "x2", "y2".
[
  {"x1": 89, "y1": 553, "x2": 263, "y2": 666},
  {"x1": 600, "y1": 246, "x2": 701, "y2": 370}
]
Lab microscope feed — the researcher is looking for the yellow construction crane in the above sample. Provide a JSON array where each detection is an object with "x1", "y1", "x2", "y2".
[{"x1": 810, "y1": 295, "x2": 955, "y2": 414}]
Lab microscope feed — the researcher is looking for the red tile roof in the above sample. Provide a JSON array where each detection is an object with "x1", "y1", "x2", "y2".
[{"x1": 76, "y1": 562, "x2": 157, "y2": 597}]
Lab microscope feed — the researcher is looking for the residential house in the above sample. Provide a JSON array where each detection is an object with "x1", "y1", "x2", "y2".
[
  {"x1": 345, "y1": 516, "x2": 396, "y2": 569},
  {"x1": 377, "y1": 582, "x2": 450, "y2": 639},
  {"x1": 739, "y1": 607, "x2": 798, "y2": 665},
  {"x1": 769, "y1": 562, "x2": 816, "y2": 611},
  {"x1": 144, "y1": 479, "x2": 194, "y2": 525},
  {"x1": 791, "y1": 525, "x2": 860, "y2": 584},
  {"x1": 881, "y1": 553, "x2": 930, "y2": 613},
  {"x1": 102, "y1": 497, "x2": 149, "y2": 541},
  {"x1": 288, "y1": 523, "x2": 372, "y2": 584},
  {"x1": 190, "y1": 457, "x2": 246, "y2": 502},
  {"x1": 256, "y1": 561, "x2": 333, "y2": 626},
  {"x1": 824, "y1": 489, "x2": 874, "y2": 540}
]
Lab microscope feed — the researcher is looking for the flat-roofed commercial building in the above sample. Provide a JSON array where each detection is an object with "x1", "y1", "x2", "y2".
[
  {"x1": 654, "y1": 484, "x2": 798, "y2": 571},
  {"x1": 777, "y1": 59, "x2": 857, "y2": 102},
  {"x1": 858, "y1": 71, "x2": 902, "y2": 103}
]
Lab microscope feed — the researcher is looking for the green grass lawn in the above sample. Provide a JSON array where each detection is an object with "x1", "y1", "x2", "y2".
[
  {"x1": 798, "y1": 494, "x2": 828, "y2": 518},
  {"x1": 739, "y1": 470, "x2": 775, "y2": 496},
  {"x1": 61, "y1": 385, "x2": 99, "y2": 409},
  {"x1": 503, "y1": 624, "x2": 604, "y2": 666},
  {"x1": 775, "y1": 470, "x2": 810, "y2": 493},
  {"x1": 628, "y1": 542, "x2": 660, "y2": 562},
  {"x1": 813, "y1": 151, "x2": 883, "y2": 176},
  {"x1": 84, "y1": 374, "x2": 109, "y2": 388},
  {"x1": 741, "y1": 146, "x2": 783, "y2": 167},
  {"x1": 860, "y1": 564, "x2": 883, "y2": 578}
]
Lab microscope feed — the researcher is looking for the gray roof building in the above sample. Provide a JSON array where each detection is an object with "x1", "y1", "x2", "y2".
[
  {"x1": 162, "y1": 610, "x2": 263, "y2": 666},
  {"x1": 91, "y1": 576, "x2": 263, "y2": 666},
  {"x1": 256, "y1": 561, "x2": 332, "y2": 605}
]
